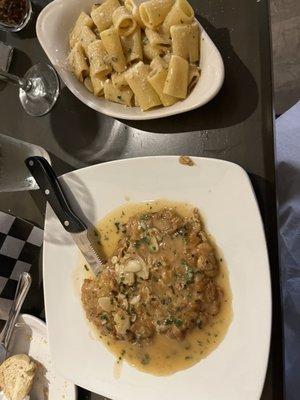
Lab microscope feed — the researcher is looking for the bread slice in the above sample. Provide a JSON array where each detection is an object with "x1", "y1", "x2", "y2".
[{"x1": 0, "y1": 354, "x2": 36, "y2": 400}]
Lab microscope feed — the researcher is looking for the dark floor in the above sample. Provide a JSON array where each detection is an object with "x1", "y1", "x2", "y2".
[{"x1": 271, "y1": 0, "x2": 300, "y2": 114}]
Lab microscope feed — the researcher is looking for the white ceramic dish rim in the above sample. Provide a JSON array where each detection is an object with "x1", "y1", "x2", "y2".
[
  {"x1": 0, "y1": 314, "x2": 77, "y2": 400},
  {"x1": 43, "y1": 156, "x2": 271, "y2": 400},
  {"x1": 36, "y1": 0, "x2": 225, "y2": 120}
]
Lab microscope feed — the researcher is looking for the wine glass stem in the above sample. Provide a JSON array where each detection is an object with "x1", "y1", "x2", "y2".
[{"x1": 0, "y1": 69, "x2": 31, "y2": 91}]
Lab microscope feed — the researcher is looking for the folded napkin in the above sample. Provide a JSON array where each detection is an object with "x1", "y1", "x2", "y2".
[
  {"x1": 0, "y1": 211, "x2": 43, "y2": 323},
  {"x1": 275, "y1": 101, "x2": 300, "y2": 400}
]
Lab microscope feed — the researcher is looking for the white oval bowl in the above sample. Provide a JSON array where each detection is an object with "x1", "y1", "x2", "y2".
[{"x1": 36, "y1": 0, "x2": 224, "y2": 120}]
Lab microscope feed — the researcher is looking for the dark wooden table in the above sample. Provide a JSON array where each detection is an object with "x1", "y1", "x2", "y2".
[{"x1": 0, "y1": 0, "x2": 283, "y2": 398}]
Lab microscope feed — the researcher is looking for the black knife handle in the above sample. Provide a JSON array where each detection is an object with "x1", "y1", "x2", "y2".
[{"x1": 25, "y1": 156, "x2": 87, "y2": 233}]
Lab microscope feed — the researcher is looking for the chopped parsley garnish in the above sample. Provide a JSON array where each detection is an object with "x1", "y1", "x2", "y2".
[
  {"x1": 181, "y1": 261, "x2": 195, "y2": 285},
  {"x1": 184, "y1": 267, "x2": 194, "y2": 284},
  {"x1": 142, "y1": 236, "x2": 150, "y2": 244},
  {"x1": 114, "y1": 222, "x2": 120, "y2": 231},
  {"x1": 149, "y1": 244, "x2": 158, "y2": 253},
  {"x1": 134, "y1": 240, "x2": 141, "y2": 249},
  {"x1": 174, "y1": 318, "x2": 183, "y2": 327},
  {"x1": 117, "y1": 95, "x2": 122, "y2": 100},
  {"x1": 134, "y1": 236, "x2": 150, "y2": 248},
  {"x1": 140, "y1": 213, "x2": 150, "y2": 220},
  {"x1": 84, "y1": 264, "x2": 89, "y2": 271}
]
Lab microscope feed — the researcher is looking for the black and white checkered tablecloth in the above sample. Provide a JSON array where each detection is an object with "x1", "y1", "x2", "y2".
[{"x1": 0, "y1": 211, "x2": 43, "y2": 323}]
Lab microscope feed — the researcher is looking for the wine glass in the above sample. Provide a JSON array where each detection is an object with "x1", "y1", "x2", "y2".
[
  {"x1": 0, "y1": 63, "x2": 60, "y2": 116},
  {"x1": 0, "y1": 0, "x2": 32, "y2": 32}
]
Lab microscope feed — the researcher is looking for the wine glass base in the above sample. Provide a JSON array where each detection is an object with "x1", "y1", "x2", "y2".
[{"x1": 19, "y1": 63, "x2": 60, "y2": 117}]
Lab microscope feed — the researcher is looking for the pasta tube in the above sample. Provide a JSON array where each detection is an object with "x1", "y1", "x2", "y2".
[
  {"x1": 143, "y1": 42, "x2": 169, "y2": 60},
  {"x1": 111, "y1": 71, "x2": 128, "y2": 88},
  {"x1": 78, "y1": 26, "x2": 97, "y2": 54},
  {"x1": 87, "y1": 40, "x2": 112, "y2": 79},
  {"x1": 91, "y1": 0, "x2": 120, "y2": 33},
  {"x1": 69, "y1": 12, "x2": 94, "y2": 48},
  {"x1": 162, "y1": 0, "x2": 194, "y2": 33},
  {"x1": 145, "y1": 27, "x2": 170, "y2": 47},
  {"x1": 100, "y1": 28, "x2": 127, "y2": 72},
  {"x1": 124, "y1": 0, "x2": 145, "y2": 27},
  {"x1": 125, "y1": 61, "x2": 161, "y2": 110},
  {"x1": 150, "y1": 55, "x2": 169, "y2": 70},
  {"x1": 103, "y1": 79, "x2": 133, "y2": 106},
  {"x1": 139, "y1": 0, "x2": 174, "y2": 29},
  {"x1": 148, "y1": 67, "x2": 178, "y2": 106},
  {"x1": 113, "y1": 6, "x2": 137, "y2": 37},
  {"x1": 91, "y1": 75, "x2": 105, "y2": 96},
  {"x1": 163, "y1": 54, "x2": 189, "y2": 98},
  {"x1": 68, "y1": 42, "x2": 89, "y2": 82},
  {"x1": 170, "y1": 22, "x2": 199, "y2": 63},
  {"x1": 121, "y1": 26, "x2": 143, "y2": 63}
]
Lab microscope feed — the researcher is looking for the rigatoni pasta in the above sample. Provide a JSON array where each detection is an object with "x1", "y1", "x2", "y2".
[
  {"x1": 121, "y1": 26, "x2": 143, "y2": 63},
  {"x1": 103, "y1": 79, "x2": 134, "y2": 106},
  {"x1": 87, "y1": 40, "x2": 112, "y2": 80},
  {"x1": 125, "y1": 61, "x2": 161, "y2": 110},
  {"x1": 69, "y1": 12, "x2": 94, "y2": 48},
  {"x1": 171, "y1": 22, "x2": 199, "y2": 63},
  {"x1": 79, "y1": 26, "x2": 97, "y2": 55},
  {"x1": 150, "y1": 55, "x2": 169, "y2": 71},
  {"x1": 148, "y1": 67, "x2": 178, "y2": 106},
  {"x1": 164, "y1": 54, "x2": 189, "y2": 98},
  {"x1": 143, "y1": 42, "x2": 167, "y2": 61},
  {"x1": 113, "y1": 6, "x2": 137, "y2": 37},
  {"x1": 68, "y1": 42, "x2": 89, "y2": 82},
  {"x1": 139, "y1": 0, "x2": 174, "y2": 29},
  {"x1": 162, "y1": 0, "x2": 194, "y2": 33},
  {"x1": 124, "y1": 0, "x2": 145, "y2": 28},
  {"x1": 68, "y1": 0, "x2": 202, "y2": 110},
  {"x1": 91, "y1": 75, "x2": 105, "y2": 96},
  {"x1": 91, "y1": 0, "x2": 120, "y2": 33},
  {"x1": 100, "y1": 28, "x2": 127, "y2": 72},
  {"x1": 145, "y1": 28, "x2": 170, "y2": 47}
]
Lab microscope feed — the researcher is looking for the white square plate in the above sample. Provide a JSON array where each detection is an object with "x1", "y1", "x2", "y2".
[
  {"x1": 43, "y1": 156, "x2": 271, "y2": 400},
  {"x1": 36, "y1": 0, "x2": 224, "y2": 120}
]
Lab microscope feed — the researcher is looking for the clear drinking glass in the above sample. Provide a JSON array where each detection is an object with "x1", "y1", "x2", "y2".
[
  {"x1": 0, "y1": 0, "x2": 32, "y2": 32},
  {"x1": 0, "y1": 133, "x2": 51, "y2": 192},
  {"x1": 0, "y1": 63, "x2": 60, "y2": 117}
]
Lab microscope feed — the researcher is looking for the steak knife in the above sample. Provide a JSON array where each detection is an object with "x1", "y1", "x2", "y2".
[{"x1": 25, "y1": 156, "x2": 105, "y2": 276}]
